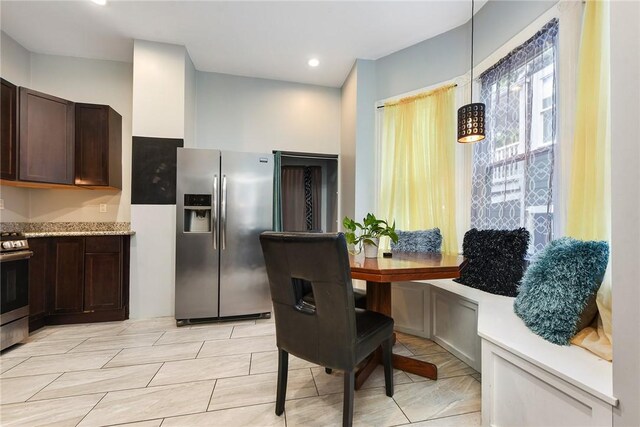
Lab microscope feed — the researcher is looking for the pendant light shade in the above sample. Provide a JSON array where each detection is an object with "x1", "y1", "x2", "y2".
[
  {"x1": 457, "y1": 103, "x2": 485, "y2": 143},
  {"x1": 457, "y1": 0, "x2": 486, "y2": 144}
]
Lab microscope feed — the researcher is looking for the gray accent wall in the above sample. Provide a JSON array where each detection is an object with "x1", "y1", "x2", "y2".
[
  {"x1": 375, "y1": 0, "x2": 558, "y2": 100},
  {"x1": 376, "y1": 23, "x2": 469, "y2": 101},
  {"x1": 195, "y1": 71, "x2": 340, "y2": 155}
]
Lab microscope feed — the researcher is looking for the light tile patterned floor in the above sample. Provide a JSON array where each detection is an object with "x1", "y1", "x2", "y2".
[{"x1": 0, "y1": 318, "x2": 481, "y2": 426}]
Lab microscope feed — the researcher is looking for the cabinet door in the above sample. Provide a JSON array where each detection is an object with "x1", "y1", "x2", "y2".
[
  {"x1": 75, "y1": 103, "x2": 122, "y2": 188},
  {"x1": 19, "y1": 88, "x2": 74, "y2": 184},
  {"x1": 1, "y1": 78, "x2": 18, "y2": 180},
  {"x1": 28, "y1": 238, "x2": 50, "y2": 328},
  {"x1": 50, "y1": 237, "x2": 84, "y2": 314},
  {"x1": 75, "y1": 103, "x2": 108, "y2": 186},
  {"x1": 84, "y1": 253, "x2": 122, "y2": 311}
]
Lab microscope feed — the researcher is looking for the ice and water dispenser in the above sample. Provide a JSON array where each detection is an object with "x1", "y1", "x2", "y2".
[{"x1": 183, "y1": 194, "x2": 212, "y2": 233}]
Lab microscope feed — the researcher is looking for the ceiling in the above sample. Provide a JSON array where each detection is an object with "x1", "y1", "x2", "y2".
[{"x1": 0, "y1": 1, "x2": 487, "y2": 88}]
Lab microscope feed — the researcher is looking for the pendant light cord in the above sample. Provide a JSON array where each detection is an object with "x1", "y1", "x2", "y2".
[{"x1": 470, "y1": 0, "x2": 474, "y2": 104}]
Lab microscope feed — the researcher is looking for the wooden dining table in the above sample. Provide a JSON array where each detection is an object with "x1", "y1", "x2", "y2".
[{"x1": 349, "y1": 252, "x2": 464, "y2": 389}]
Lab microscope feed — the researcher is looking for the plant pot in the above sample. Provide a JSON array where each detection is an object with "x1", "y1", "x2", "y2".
[{"x1": 363, "y1": 238, "x2": 379, "y2": 258}]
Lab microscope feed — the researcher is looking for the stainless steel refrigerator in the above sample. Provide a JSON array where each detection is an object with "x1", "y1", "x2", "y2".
[{"x1": 175, "y1": 148, "x2": 273, "y2": 323}]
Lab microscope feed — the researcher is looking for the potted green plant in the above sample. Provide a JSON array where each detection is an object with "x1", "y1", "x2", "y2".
[{"x1": 343, "y1": 213, "x2": 399, "y2": 258}]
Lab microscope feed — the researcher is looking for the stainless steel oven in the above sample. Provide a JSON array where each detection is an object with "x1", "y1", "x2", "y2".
[{"x1": 1, "y1": 232, "x2": 32, "y2": 351}]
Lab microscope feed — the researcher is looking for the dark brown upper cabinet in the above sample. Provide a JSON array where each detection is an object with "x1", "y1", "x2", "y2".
[
  {"x1": 75, "y1": 103, "x2": 122, "y2": 189},
  {"x1": 19, "y1": 88, "x2": 75, "y2": 184},
  {"x1": 1, "y1": 78, "x2": 18, "y2": 180}
]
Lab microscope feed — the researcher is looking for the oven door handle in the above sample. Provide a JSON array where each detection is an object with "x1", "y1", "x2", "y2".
[{"x1": 0, "y1": 251, "x2": 33, "y2": 262}]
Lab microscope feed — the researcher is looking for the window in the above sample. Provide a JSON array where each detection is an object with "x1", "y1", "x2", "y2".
[{"x1": 470, "y1": 19, "x2": 559, "y2": 255}]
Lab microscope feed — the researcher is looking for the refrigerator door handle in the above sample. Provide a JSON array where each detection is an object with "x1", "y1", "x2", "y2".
[
  {"x1": 222, "y1": 174, "x2": 227, "y2": 250},
  {"x1": 213, "y1": 175, "x2": 218, "y2": 250}
]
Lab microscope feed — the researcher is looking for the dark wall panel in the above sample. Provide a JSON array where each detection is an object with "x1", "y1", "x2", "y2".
[{"x1": 131, "y1": 136, "x2": 183, "y2": 204}]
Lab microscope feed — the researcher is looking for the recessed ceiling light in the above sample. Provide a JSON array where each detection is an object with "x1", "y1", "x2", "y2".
[
  {"x1": 91, "y1": 0, "x2": 107, "y2": 5},
  {"x1": 308, "y1": 58, "x2": 320, "y2": 67}
]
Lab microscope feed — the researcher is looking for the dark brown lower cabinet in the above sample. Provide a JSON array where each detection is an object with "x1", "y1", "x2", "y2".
[
  {"x1": 28, "y1": 238, "x2": 50, "y2": 331},
  {"x1": 28, "y1": 235, "x2": 130, "y2": 331},
  {"x1": 84, "y1": 236, "x2": 122, "y2": 312},
  {"x1": 50, "y1": 237, "x2": 85, "y2": 315}
]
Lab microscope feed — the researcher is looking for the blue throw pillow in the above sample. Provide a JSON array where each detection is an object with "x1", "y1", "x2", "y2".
[
  {"x1": 391, "y1": 228, "x2": 442, "y2": 253},
  {"x1": 513, "y1": 237, "x2": 609, "y2": 345}
]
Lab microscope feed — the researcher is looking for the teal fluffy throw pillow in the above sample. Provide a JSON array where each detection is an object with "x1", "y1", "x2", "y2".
[{"x1": 513, "y1": 237, "x2": 609, "y2": 345}]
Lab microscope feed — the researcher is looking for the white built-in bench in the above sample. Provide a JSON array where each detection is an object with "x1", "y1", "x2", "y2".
[{"x1": 390, "y1": 279, "x2": 618, "y2": 427}]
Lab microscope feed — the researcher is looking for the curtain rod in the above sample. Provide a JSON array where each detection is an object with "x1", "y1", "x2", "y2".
[{"x1": 376, "y1": 83, "x2": 458, "y2": 109}]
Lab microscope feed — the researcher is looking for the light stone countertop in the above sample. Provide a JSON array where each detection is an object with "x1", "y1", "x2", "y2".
[
  {"x1": 1, "y1": 222, "x2": 134, "y2": 238},
  {"x1": 24, "y1": 230, "x2": 135, "y2": 238}
]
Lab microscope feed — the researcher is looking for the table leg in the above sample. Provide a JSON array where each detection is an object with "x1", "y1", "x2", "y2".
[{"x1": 354, "y1": 280, "x2": 438, "y2": 390}]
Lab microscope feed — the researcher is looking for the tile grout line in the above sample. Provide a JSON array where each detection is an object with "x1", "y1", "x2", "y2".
[
  {"x1": 194, "y1": 341, "x2": 206, "y2": 359},
  {"x1": 74, "y1": 392, "x2": 108, "y2": 427},
  {"x1": 389, "y1": 394, "x2": 412, "y2": 426},
  {"x1": 101, "y1": 348, "x2": 125, "y2": 368},
  {"x1": 151, "y1": 331, "x2": 167, "y2": 346},
  {"x1": 0, "y1": 355, "x2": 32, "y2": 376},
  {"x1": 23, "y1": 372, "x2": 65, "y2": 403},
  {"x1": 417, "y1": 409, "x2": 482, "y2": 425},
  {"x1": 205, "y1": 378, "x2": 218, "y2": 412},
  {"x1": 144, "y1": 362, "x2": 165, "y2": 388},
  {"x1": 309, "y1": 366, "x2": 321, "y2": 397}
]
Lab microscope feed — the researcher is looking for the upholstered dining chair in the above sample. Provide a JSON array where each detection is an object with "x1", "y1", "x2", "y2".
[{"x1": 259, "y1": 232, "x2": 394, "y2": 427}]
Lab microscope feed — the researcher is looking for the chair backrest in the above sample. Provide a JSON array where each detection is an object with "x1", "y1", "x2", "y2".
[
  {"x1": 391, "y1": 228, "x2": 443, "y2": 253},
  {"x1": 260, "y1": 232, "x2": 358, "y2": 370}
]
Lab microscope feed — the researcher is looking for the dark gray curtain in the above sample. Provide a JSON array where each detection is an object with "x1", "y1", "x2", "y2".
[
  {"x1": 273, "y1": 151, "x2": 282, "y2": 231},
  {"x1": 282, "y1": 166, "x2": 322, "y2": 231},
  {"x1": 308, "y1": 166, "x2": 322, "y2": 231}
]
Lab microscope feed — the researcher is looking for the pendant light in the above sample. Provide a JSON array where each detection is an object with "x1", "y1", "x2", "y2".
[{"x1": 457, "y1": 0, "x2": 485, "y2": 143}]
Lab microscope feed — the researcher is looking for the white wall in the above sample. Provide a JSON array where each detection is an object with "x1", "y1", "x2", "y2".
[
  {"x1": 340, "y1": 64, "x2": 357, "y2": 221},
  {"x1": 184, "y1": 52, "x2": 197, "y2": 149},
  {"x1": 353, "y1": 59, "x2": 377, "y2": 221},
  {"x1": 195, "y1": 71, "x2": 340, "y2": 154},
  {"x1": 611, "y1": 1, "x2": 640, "y2": 425},
  {"x1": 27, "y1": 53, "x2": 133, "y2": 223},
  {"x1": 130, "y1": 40, "x2": 190, "y2": 319},
  {"x1": 0, "y1": 32, "x2": 31, "y2": 223},
  {"x1": 132, "y1": 40, "x2": 186, "y2": 139},
  {"x1": 0, "y1": 31, "x2": 30, "y2": 86}
]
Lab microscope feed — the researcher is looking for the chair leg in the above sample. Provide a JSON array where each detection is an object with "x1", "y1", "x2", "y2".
[
  {"x1": 276, "y1": 348, "x2": 288, "y2": 416},
  {"x1": 325, "y1": 367, "x2": 333, "y2": 374},
  {"x1": 382, "y1": 337, "x2": 394, "y2": 397},
  {"x1": 343, "y1": 370, "x2": 355, "y2": 427}
]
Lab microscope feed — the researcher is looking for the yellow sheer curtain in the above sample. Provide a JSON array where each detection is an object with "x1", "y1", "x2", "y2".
[
  {"x1": 379, "y1": 84, "x2": 458, "y2": 254},
  {"x1": 566, "y1": 0, "x2": 612, "y2": 360}
]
